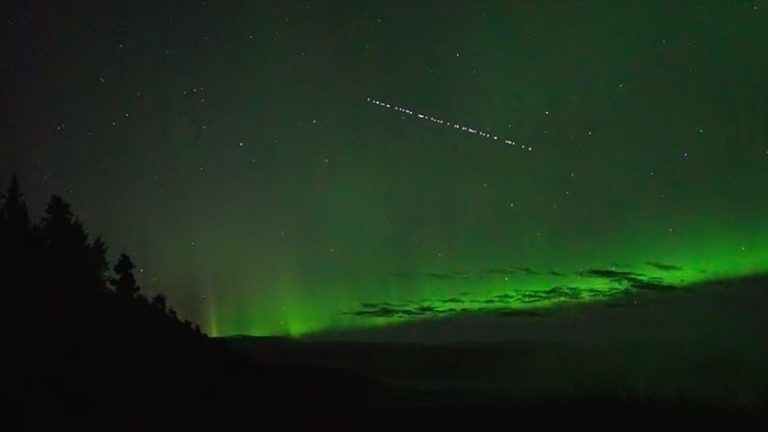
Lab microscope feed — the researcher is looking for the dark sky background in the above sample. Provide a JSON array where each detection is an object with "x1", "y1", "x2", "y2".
[{"x1": 2, "y1": 1, "x2": 767, "y2": 337}]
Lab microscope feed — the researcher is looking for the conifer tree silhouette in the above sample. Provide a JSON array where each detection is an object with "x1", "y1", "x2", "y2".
[
  {"x1": 87, "y1": 236, "x2": 109, "y2": 292},
  {"x1": 113, "y1": 253, "x2": 140, "y2": 298},
  {"x1": 151, "y1": 293, "x2": 167, "y2": 312},
  {"x1": 6, "y1": 175, "x2": 215, "y2": 431},
  {"x1": 1, "y1": 175, "x2": 35, "y2": 308},
  {"x1": 0, "y1": 174, "x2": 30, "y2": 234},
  {"x1": 41, "y1": 195, "x2": 74, "y2": 245}
]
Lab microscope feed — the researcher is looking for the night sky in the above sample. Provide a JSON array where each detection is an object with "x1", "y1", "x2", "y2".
[{"x1": 3, "y1": 1, "x2": 767, "y2": 337}]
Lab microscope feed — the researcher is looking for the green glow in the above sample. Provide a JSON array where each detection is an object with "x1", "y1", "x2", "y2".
[
  {"x1": 6, "y1": 1, "x2": 766, "y2": 338},
  {"x1": 208, "y1": 222, "x2": 768, "y2": 336}
]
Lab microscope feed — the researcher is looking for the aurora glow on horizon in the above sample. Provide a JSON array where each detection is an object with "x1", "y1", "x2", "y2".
[{"x1": 3, "y1": 1, "x2": 767, "y2": 338}]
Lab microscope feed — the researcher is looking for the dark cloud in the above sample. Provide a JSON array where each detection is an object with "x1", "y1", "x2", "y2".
[
  {"x1": 631, "y1": 280, "x2": 674, "y2": 291},
  {"x1": 353, "y1": 265, "x2": 676, "y2": 320},
  {"x1": 544, "y1": 286, "x2": 585, "y2": 300},
  {"x1": 580, "y1": 268, "x2": 645, "y2": 281},
  {"x1": 514, "y1": 266, "x2": 540, "y2": 276},
  {"x1": 438, "y1": 297, "x2": 464, "y2": 304},
  {"x1": 647, "y1": 262, "x2": 683, "y2": 272},
  {"x1": 348, "y1": 302, "x2": 464, "y2": 319},
  {"x1": 349, "y1": 306, "x2": 401, "y2": 318},
  {"x1": 580, "y1": 268, "x2": 673, "y2": 292}
]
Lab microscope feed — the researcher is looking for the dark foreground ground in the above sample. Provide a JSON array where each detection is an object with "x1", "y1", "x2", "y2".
[
  {"x1": 18, "y1": 275, "x2": 768, "y2": 430},
  {"x1": 229, "y1": 274, "x2": 768, "y2": 404}
]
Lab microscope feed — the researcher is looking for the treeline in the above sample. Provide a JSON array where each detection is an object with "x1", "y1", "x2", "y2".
[
  {"x1": 2, "y1": 175, "x2": 228, "y2": 427},
  {"x1": 1, "y1": 175, "x2": 202, "y2": 337},
  {"x1": 6, "y1": 174, "x2": 397, "y2": 429}
]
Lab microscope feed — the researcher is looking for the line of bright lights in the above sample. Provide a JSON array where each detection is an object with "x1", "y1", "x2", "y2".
[{"x1": 367, "y1": 98, "x2": 533, "y2": 151}]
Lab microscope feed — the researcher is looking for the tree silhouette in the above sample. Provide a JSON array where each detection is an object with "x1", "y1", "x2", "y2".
[
  {"x1": 38, "y1": 195, "x2": 102, "y2": 300},
  {"x1": 40, "y1": 195, "x2": 74, "y2": 244},
  {"x1": 2, "y1": 177, "x2": 201, "y2": 332},
  {"x1": 5, "y1": 175, "x2": 222, "y2": 430},
  {"x1": 113, "y1": 253, "x2": 140, "y2": 298},
  {"x1": 1, "y1": 175, "x2": 35, "y2": 310},
  {"x1": 87, "y1": 236, "x2": 109, "y2": 292},
  {"x1": 151, "y1": 293, "x2": 167, "y2": 312},
  {"x1": 2, "y1": 178, "x2": 204, "y2": 333},
  {"x1": 1, "y1": 175, "x2": 32, "y2": 261},
  {"x1": 0, "y1": 174, "x2": 30, "y2": 234}
]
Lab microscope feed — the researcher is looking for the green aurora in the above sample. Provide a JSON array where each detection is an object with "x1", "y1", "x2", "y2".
[
  {"x1": 2, "y1": 1, "x2": 767, "y2": 337},
  {"x1": 207, "y1": 226, "x2": 768, "y2": 336}
]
